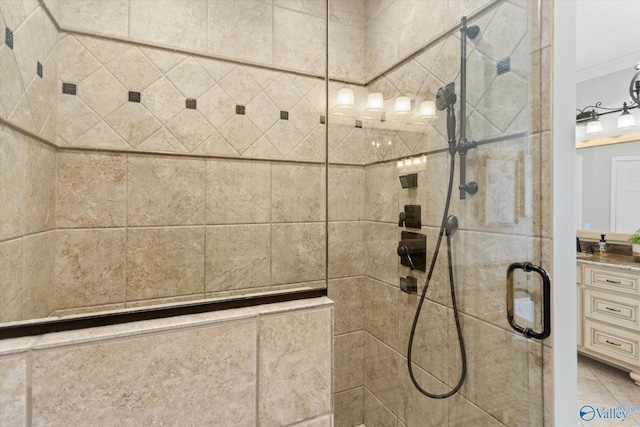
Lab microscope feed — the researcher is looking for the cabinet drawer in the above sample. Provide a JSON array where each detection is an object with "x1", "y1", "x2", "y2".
[
  {"x1": 583, "y1": 266, "x2": 640, "y2": 295},
  {"x1": 584, "y1": 319, "x2": 640, "y2": 366},
  {"x1": 577, "y1": 265, "x2": 582, "y2": 285},
  {"x1": 584, "y1": 289, "x2": 640, "y2": 330}
]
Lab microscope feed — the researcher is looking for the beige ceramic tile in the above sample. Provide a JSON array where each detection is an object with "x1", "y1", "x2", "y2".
[
  {"x1": 329, "y1": 0, "x2": 364, "y2": 27},
  {"x1": 218, "y1": 115, "x2": 262, "y2": 154},
  {"x1": 23, "y1": 231, "x2": 56, "y2": 319},
  {"x1": 335, "y1": 331, "x2": 365, "y2": 392},
  {"x1": 76, "y1": 35, "x2": 130, "y2": 65},
  {"x1": 397, "y1": 356, "x2": 449, "y2": 427},
  {"x1": 246, "y1": 92, "x2": 280, "y2": 133},
  {"x1": 56, "y1": 94, "x2": 101, "y2": 144},
  {"x1": 329, "y1": 221, "x2": 365, "y2": 278},
  {"x1": 127, "y1": 155, "x2": 206, "y2": 226},
  {"x1": 106, "y1": 47, "x2": 162, "y2": 91},
  {"x1": 198, "y1": 84, "x2": 236, "y2": 129},
  {"x1": 292, "y1": 414, "x2": 333, "y2": 427},
  {"x1": 364, "y1": 1, "x2": 398, "y2": 80},
  {"x1": 263, "y1": 74, "x2": 304, "y2": 112},
  {"x1": 274, "y1": 0, "x2": 325, "y2": 17},
  {"x1": 55, "y1": 229, "x2": 126, "y2": 310},
  {"x1": 0, "y1": 239, "x2": 24, "y2": 322},
  {"x1": 272, "y1": 163, "x2": 325, "y2": 222},
  {"x1": 398, "y1": 0, "x2": 448, "y2": 60},
  {"x1": 272, "y1": 223, "x2": 325, "y2": 285},
  {"x1": 24, "y1": 53, "x2": 57, "y2": 135},
  {"x1": 205, "y1": 224, "x2": 271, "y2": 293},
  {"x1": 24, "y1": 140, "x2": 56, "y2": 234},
  {"x1": 57, "y1": 35, "x2": 101, "y2": 83},
  {"x1": 137, "y1": 127, "x2": 189, "y2": 154},
  {"x1": 448, "y1": 393, "x2": 504, "y2": 427},
  {"x1": 364, "y1": 222, "x2": 399, "y2": 286},
  {"x1": 328, "y1": 277, "x2": 364, "y2": 335},
  {"x1": 77, "y1": 67, "x2": 127, "y2": 118},
  {"x1": 130, "y1": 0, "x2": 207, "y2": 51},
  {"x1": 0, "y1": 354, "x2": 27, "y2": 426},
  {"x1": 7, "y1": 94, "x2": 36, "y2": 134},
  {"x1": 60, "y1": 0, "x2": 128, "y2": 37},
  {"x1": 365, "y1": 161, "x2": 398, "y2": 223},
  {"x1": 258, "y1": 307, "x2": 332, "y2": 427},
  {"x1": 0, "y1": 125, "x2": 25, "y2": 241},
  {"x1": 71, "y1": 121, "x2": 130, "y2": 150},
  {"x1": 364, "y1": 277, "x2": 399, "y2": 350},
  {"x1": 364, "y1": 332, "x2": 398, "y2": 414},
  {"x1": 218, "y1": 67, "x2": 262, "y2": 106},
  {"x1": 142, "y1": 77, "x2": 185, "y2": 124},
  {"x1": 165, "y1": 110, "x2": 214, "y2": 152},
  {"x1": 208, "y1": 0, "x2": 273, "y2": 65},
  {"x1": 127, "y1": 227, "x2": 205, "y2": 301},
  {"x1": 397, "y1": 294, "x2": 450, "y2": 383},
  {"x1": 265, "y1": 120, "x2": 305, "y2": 157},
  {"x1": 165, "y1": 57, "x2": 215, "y2": 99},
  {"x1": 0, "y1": 45, "x2": 24, "y2": 119},
  {"x1": 329, "y1": 20, "x2": 365, "y2": 83},
  {"x1": 273, "y1": 7, "x2": 326, "y2": 74},
  {"x1": 11, "y1": 11, "x2": 40, "y2": 89},
  {"x1": 363, "y1": 387, "x2": 397, "y2": 427},
  {"x1": 334, "y1": 387, "x2": 364, "y2": 427},
  {"x1": 328, "y1": 165, "x2": 365, "y2": 221},
  {"x1": 56, "y1": 151, "x2": 126, "y2": 228},
  {"x1": 206, "y1": 159, "x2": 271, "y2": 224},
  {"x1": 475, "y1": 2, "x2": 527, "y2": 62},
  {"x1": 32, "y1": 319, "x2": 257, "y2": 425}
]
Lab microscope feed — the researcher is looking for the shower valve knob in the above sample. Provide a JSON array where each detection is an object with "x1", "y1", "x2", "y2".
[{"x1": 396, "y1": 245, "x2": 416, "y2": 270}]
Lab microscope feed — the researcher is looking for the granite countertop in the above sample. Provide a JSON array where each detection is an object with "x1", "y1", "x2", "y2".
[{"x1": 576, "y1": 252, "x2": 640, "y2": 272}]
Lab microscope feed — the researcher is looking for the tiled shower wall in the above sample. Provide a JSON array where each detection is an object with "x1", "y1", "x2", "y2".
[{"x1": 0, "y1": 0, "x2": 58, "y2": 323}]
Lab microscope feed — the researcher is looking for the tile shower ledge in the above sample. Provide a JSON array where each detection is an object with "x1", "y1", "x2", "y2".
[
  {"x1": 0, "y1": 297, "x2": 333, "y2": 353},
  {"x1": 577, "y1": 253, "x2": 640, "y2": 272}
]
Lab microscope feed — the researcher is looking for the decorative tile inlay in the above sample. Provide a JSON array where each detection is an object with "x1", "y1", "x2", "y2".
[
  {"x1": 37, "y1": 62, "x2": 43, "y2": 78},
  {"x1": 62, "y1": 83, "x2": 77, "y2": 95},
  {"x1": 280, "y1": 111, "x2": 289, "y2": 120},
  {"x1": 355, "y1": 120, "x2": 362, "y2": 129},
  {"x1": 5, "y1": 27, "x2": 13, "y2": 49},
  {"x1": 320, "y1": 115, "x2": 326, "y2": 124},
  {"x1": 186, "y1": 99, "x2": 197, "y2": 110},
  {"x1": 129, "y1": 91, "x2": 141, "y2": 103},
  {"x1": 236, "y1": 105, "x2": 245, "y2": 115},
  {"x1": 497, "y1": 57, "x2": 511, "y2": 76}
]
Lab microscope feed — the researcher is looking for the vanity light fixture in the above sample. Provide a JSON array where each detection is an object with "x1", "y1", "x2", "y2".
[
  {"x1": 419, "y1": 100, "x2": 436, "y2": 119},
  {"x1": 576, "y1": 67, "x2": 640, "y2": 135},
  {"x1": 365, "y1": 92, "x2": 384, "y2": 112},
  {"x1": 394, "y1": 96, "x2": 412, "y2": 115},
  {"x1": 336, "y1": 87, "x2": 355, "y2": 108}
]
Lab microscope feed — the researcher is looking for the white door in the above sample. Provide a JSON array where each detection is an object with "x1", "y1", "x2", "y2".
[{"x1": 611, "y1": 156, "x2": 640, "y2": 233}]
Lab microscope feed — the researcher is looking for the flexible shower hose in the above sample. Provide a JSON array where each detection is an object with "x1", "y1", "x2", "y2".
[{"x1": 406, "y1": 148, "x2": 467, "y2": 399}]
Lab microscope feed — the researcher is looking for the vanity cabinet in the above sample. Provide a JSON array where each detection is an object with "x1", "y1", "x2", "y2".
[{"x1": 577, "y1": 261, "x2": 640, "y2": 386}]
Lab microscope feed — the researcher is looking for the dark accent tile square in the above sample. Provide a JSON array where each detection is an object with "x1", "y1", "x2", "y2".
[
  {"x1": 186, "y1": 99, "x2": 197, "y2": 110},
  {"x1": 497, "y1": 57, "x2": 511, "y2": 76},
  {"x1": 355, "y1": 120, "x2": 362, "y2": 128},
  {"x1": 62, "y1": 83, "x2": 77, "y2": 95},
  {"x1": 280, "y1": 111, "x2": 288, "y2": 120},
  {"x1": 129, "y1": 91, "x2": 141, "y2": 103},
  {"x1": 320, "y1": 115, "x2": 326, "y2": 124},
  {"x1": 5, "y1": 27, "x2": 13, "y2": 50},
  {"x1": 37, "y1": 62, "x2": 43, "y2": 78},
  {"x1": 236, "y1": 105, "x2": 245, "y2": 115}
]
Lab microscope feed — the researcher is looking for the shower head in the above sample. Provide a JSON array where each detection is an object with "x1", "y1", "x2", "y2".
[
  {"x1": 436, "y1": 86, "x2": 456, "y2": 111},
  {"x1": 467, "y1": 25, "x2": 480, "y2": 40}
]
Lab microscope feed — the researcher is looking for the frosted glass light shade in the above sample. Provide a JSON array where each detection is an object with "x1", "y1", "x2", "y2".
[
  {"x1": 585, "y1": 120, "x2": 603, "y2": 135},
  {"x1": 419, "y1": 100, "x2": 436, "y2": 118},
  {"x1": 394, "y1": 96, "x2": 412, "y2": 114},
  {"x1": 336, "y1": 88, "x2": 354, "y2": 107},
  {"x1": 617, "y1": 111, "x2": 636, "y2": 129},
  {"x1": 366, "y1": 92, "x2": 384, "y2": 112}
]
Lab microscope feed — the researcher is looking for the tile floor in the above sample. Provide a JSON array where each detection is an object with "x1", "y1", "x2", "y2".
[{"x1": 578, "y1": 354, "x2": 640, "y2": 426}]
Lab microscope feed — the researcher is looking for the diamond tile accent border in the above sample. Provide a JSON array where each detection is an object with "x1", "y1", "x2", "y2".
[
  {"x1": 236, "y1": 105, "x2": 245, "y2": 115},
  {"x1": 62, "y1": 83, "x2": 77, "y2": 95},
  {"x1": 186, "y1": 99, "x2": 197, "y2": 110},
  {"x1": 280, "y1": 111, "x2": 288, "y2": 120},
  {"x1": 5, "y1": 27, "x2": 13, "y2": 49},
  {"x1": 37, "y1": 62, "x2": 43, "y2": 78},
  {"x1": 129, "y1": 91, "x2": 141, "y2": 103}
]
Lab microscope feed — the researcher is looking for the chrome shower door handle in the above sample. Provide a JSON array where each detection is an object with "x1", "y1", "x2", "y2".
[{"x1": 506, "y1": 262, "x2": 551, "y2": 340}]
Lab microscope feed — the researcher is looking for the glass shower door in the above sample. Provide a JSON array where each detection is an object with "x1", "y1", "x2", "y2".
[{"x1": 327, "y1": 0, "x2": 548, "y2": 426}]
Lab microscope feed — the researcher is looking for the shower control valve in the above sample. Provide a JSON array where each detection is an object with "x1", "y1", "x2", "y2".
[{"x1": 397, "y1": 231, "x2": 426, "y2": 272}]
